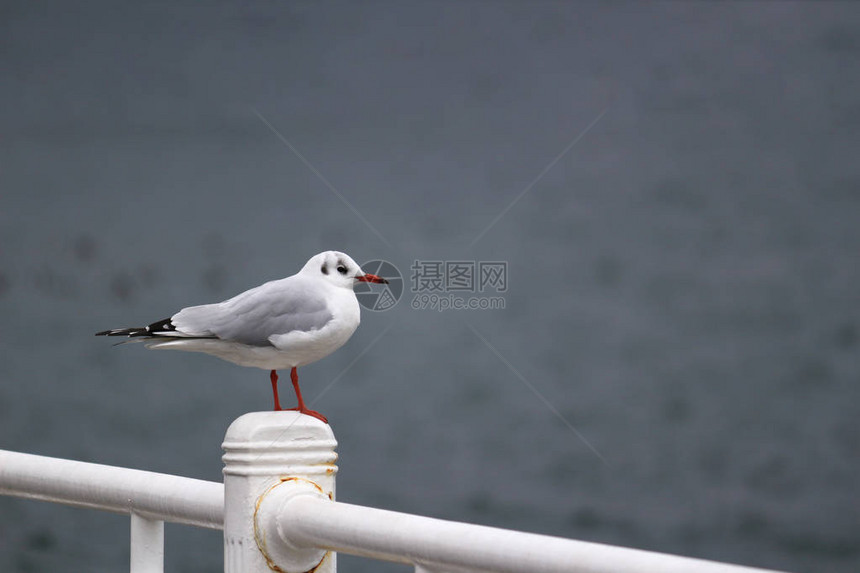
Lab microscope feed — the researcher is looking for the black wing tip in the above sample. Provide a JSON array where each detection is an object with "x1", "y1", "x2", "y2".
[
  {"x1": 149, "y1": 317, "x2": 177, "y2": 333},
  {"x1": 96, "y1": 317, "x2": 176, "y2": 338}
]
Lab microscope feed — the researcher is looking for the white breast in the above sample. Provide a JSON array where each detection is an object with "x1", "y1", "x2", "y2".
[{"x1": 269, "y1": 287, "x2": 361, "y2": 367}]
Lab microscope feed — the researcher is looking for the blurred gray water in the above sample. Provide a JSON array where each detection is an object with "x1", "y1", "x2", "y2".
[{"x1": 1, "y1": 2, "x2": 859, "y2": 572}]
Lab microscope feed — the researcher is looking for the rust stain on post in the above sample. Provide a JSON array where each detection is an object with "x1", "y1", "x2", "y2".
[
  {"x1": 254, "y1": 477, "x2": 329, "y2": 573},
  {"x1": 253, "y1": 488, "x2": 284, "y2": 573},
  {"x1": 307, "y1": 552, "x2": 333, "y2": 573}
]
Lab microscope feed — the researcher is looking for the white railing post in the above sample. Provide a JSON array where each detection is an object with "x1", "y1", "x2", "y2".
[
  {"x1": 130, "y1": 513, "x2": 164, "y2": 573},
  {"x1": 222, "y1": 412, "x2": 337, "y2": 573}
]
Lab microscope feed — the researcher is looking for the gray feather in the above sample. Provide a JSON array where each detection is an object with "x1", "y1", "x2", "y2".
[{"x1": 170, "y1": 275, "x2": 333, "y2": 346}]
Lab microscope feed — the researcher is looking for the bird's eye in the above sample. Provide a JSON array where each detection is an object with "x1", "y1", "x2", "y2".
[{"x1": 337, "y1": 265, "x2": 347, "y2": 274}]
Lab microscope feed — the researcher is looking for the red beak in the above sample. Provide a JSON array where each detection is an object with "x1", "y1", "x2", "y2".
[{"x1": 356, "y1": 273, "x2": 388, "y2": 284}]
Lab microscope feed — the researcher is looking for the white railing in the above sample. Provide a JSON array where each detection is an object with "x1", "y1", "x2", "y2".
[
  {"x1": 0, "y1": 449, "x2": 223, "y2": 572},
  {"x1": 0, "y1": 412, "x2": 789, "y2": 573}
]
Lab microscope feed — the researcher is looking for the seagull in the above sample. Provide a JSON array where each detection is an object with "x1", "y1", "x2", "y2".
[{"x1": 96, "y1": 251, "x2": 388, "y2": 423}]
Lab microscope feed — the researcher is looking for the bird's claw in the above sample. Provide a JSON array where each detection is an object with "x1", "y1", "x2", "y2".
[{"x1": 283, "y1": 406, "x2": 328, "y2": 424}]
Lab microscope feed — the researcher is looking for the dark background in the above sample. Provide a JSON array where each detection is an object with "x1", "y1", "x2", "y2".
[{"x1": 1, "y1": 2, "x2": 858, "y2": 572}]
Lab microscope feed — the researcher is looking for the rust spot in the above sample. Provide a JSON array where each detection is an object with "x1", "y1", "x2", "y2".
[
  {"x1": 254, "y1": 477, "x2": 329, "y2": 573},
  {"x1": 306, "y1": 551, "x2": 332, "y2": 573},
  {"x1": 276, "y1": 476, "x2": 326, "y2": 494},
  {"x1": 325, "y1": 467, "x2": 334, "y2": 476},
  {"x1": 253, "y1": 488, "x2": 284, "y2": 572}
]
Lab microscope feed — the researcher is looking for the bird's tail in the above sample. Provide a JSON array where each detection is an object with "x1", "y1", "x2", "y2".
[
  {"x1": 95, "y1": 317, "x2": 175, "y2": 338},
  {"x1": 95, "y1": 327, "x2": 150, "y2": 337}
]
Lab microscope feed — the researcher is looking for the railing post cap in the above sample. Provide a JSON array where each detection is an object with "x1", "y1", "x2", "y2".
[
  {"x1": 223, "y1": 411, "x2": 335, "y2": 444},
  {"x1": 222, "y1": 411, "x2": 338, "y2": 478}
]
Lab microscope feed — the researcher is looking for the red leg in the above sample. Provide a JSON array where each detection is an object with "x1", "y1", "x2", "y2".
[
  {"x1": 284, "y1": 367, "x2": 328, "y2": 423},
  {"x1": 270, "y1": 370, "x2": 283, "y2": 411}
]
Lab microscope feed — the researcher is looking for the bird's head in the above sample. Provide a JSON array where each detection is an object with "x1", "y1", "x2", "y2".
[{"x1": 303, "y1": 251, "x2": 388, "y2": 289}]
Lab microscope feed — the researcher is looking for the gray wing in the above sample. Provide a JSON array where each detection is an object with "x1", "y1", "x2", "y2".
[{"x1": 171, "y1": 276, "x2": 333, "y2": 346}]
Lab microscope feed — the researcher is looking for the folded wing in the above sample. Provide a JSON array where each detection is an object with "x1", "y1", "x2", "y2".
[{"x1": 171, "y1": 276, "x2": 333, "y2": 346}]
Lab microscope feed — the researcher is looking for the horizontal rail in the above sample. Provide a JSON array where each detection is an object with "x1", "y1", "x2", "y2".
[
  {"x1": 277, "y1": 495, "x2": 787, "y2": 573},
  {"x1": 0, "y1": 450, "x2": 223, "y2": 529},
  {"x1": 3, "y1": 413, "x2": 794, "y2": 573}
]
